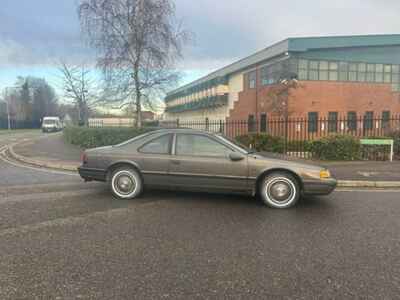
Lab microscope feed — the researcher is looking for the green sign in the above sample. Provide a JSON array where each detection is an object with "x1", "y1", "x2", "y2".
[{"x1": 360, "y1": 139, "x2": 393, "y2": 145}]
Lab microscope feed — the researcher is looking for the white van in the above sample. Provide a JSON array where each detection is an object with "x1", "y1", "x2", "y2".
[{"x1": 42, "y1": 117, "x2": 63, "y2": 133}]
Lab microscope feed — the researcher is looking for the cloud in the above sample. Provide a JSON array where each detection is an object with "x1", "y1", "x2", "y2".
[
  {"x1": 175, "y1": 0, "x2": 400, "y2": 74},
  {"x1": 1, "y1": 0, "x2": 400, "y2": 77}
]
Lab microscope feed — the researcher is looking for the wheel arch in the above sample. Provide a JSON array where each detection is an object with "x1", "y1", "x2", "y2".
[
  {"x1": 255, "y1": 168, "x2": 303, "y2": 194},
  {"x1": 106, "y1": 161, "x2": 142, "y2": 182}
]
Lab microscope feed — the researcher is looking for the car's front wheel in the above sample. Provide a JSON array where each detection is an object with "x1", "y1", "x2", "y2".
[
  {"x1": 259, "y1": 172, "x2": 300, "y2": 209},
  {"x1": 109, "y1": 167, "x2": 143, "y2": 200}
]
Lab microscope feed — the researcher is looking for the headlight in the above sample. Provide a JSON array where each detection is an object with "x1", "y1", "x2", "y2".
[{"x1": 320, "y1": 169, "x2": 331, "y2": 179}]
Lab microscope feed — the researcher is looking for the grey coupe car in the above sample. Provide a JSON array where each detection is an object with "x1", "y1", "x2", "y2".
[{"x1": 78, "y1": 128, "x2": 337, "y2": 209}]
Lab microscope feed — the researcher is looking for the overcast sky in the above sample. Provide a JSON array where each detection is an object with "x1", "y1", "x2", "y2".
[{"x1": 0, "y1": 0, "x2": 399, "y2": 93}]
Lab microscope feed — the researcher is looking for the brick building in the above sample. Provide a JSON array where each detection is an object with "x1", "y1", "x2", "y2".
[{"x1": 164, "y1": 35, "x2": 400, "y2": 130}]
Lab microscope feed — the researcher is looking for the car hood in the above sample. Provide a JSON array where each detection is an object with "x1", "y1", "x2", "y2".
[{"x1": 253, "y1": 151, "x2": 326, "y2": 170}]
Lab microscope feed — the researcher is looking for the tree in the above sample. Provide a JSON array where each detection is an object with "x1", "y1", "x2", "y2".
[
  {"x1": 3, "y1": 77, "x2": 58, "y2": 125},
  {"x1": 78, "y1": 0, "x2": 189, "y2": 127},
  {"x1": 265, "y1": 79, "x2": 299, "y2": 119},
  {"x1": 58, "y1": 61, "x2": 97, "y2": 126}
]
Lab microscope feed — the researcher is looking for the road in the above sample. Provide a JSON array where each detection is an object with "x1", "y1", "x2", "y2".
[{"x1": 0, "y1": 132, "x2": 400, "y2": 299}]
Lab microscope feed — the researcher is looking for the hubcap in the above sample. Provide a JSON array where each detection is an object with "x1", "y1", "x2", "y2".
[
  {"x1": 115, "y1": 174, "x2": 135, "y2": 195},
  {"x1": 270, "y1": 182, "x2": 291, "y2": 201},
  {"x1": 265, "y1": 177, "x2": 295, "y2": 205}
]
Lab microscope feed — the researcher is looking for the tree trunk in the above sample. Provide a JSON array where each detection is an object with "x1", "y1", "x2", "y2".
[{"x1": 133, "y1": 64, "x2": 142, "y2": 128}]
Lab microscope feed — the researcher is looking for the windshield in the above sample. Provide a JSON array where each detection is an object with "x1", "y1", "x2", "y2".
[
  {"x1": 43, "y1": 120, "x2": 56, "y2": 125},
  {"x1": 215, "y1": 134, "x2": 252, "y2": 154}
]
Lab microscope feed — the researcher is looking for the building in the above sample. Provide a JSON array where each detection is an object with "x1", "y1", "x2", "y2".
[{"x1": 164, "y1": 34, "x2": 400, "y2": 128}]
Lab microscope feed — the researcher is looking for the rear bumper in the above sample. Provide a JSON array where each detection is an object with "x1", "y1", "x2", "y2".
[
  {"x1": 302, "y1": 178, "x2": 337, "y2": 196},
  {"x1": 78, "y1": 166, "x2": 107, "y2": 182}
]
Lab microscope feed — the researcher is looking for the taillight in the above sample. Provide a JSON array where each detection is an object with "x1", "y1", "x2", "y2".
[{"x1": 81, "y1": 152, "x2": 88, "y2": 164}]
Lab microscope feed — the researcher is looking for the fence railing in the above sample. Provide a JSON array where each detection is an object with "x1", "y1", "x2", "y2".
[
  {"x1": 160, "y1": 116, "x2": 400, "y2": 138},
  {"x1": 160, "y1": 116, "x2": 400, "y2": 160},
  {"x1": 0, "y1": 118, "x2": 41, "y2": 130}
]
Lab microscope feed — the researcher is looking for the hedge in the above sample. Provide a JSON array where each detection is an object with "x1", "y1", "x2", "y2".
[
  {"x1": 236, "y1": 134, "x2": 285, "y2": 153},
  {"x1": 63, "y1": 126, "x2": 154, "y2": 149},
  {"x1": 236, "y1": 134, "x2": 361, "y2": 161}
]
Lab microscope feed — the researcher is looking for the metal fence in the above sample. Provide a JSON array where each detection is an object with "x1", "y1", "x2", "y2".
[
  {"x1": 0, "y1": 118, "x2": 41, "y2": 130},
  {"x1": 160, "y1": 116, "x2": 400, "y2": 160}
]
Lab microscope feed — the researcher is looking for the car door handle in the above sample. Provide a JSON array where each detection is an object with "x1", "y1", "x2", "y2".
[{"x1": 170, "y1": 160, "x2": 181, "y2": 165}]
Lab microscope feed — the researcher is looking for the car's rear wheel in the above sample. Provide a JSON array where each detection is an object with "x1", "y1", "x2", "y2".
[
  {"x1": 109, "y1": 167, "x2": 143, "y2": 200},
  {"x1": 259, "y1": 172, "x2": 300, "y2": 209}
]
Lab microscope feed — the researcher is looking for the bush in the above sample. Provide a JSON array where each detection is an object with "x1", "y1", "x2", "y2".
[
  {"x1": 307, "y1": 135, "x2": 361, "y2": 161},
  {"x1": 388, "y1": 130, "x2": 400, "y2": 159},
  {"x1": 63, "y1": 126, "x2": 154, "y2": 149},
  {"x1": 236, "y1": 134, "x2": 285, "y2": 153}
]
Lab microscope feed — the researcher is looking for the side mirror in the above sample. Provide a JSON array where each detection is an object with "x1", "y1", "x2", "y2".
[{"x1": 229, "y1": 152, "x2": 245, "y2": 162}]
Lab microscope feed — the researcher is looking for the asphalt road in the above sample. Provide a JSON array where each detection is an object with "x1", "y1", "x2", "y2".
[
  {"x1": 0, "y1": 131, "x2": 79, "y2": 186},
  {"x1": 1, "y1": 132, "x2": 400, "y2": 299}
]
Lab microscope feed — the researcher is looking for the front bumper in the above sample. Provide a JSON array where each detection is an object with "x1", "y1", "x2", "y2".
[
  {"x1": 302, "y1": 178, "x2": 337, "y2": 196},
  {"x1": 78, "y1": 166, "x2": 107, "y2": 182}
]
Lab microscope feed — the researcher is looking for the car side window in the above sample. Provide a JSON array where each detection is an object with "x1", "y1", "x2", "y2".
[
  {"x1": 139, "y1": 134, "x2": 171, "y2": 154},
  {"x1": 176, "y1": 134, "x2": 231, "y2": 157}
]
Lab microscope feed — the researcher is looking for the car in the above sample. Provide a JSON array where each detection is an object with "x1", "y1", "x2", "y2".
[
  {"x1": 42, "y1": 117, "x2": 63, "y2": 133},
  {"x1": 78, "y1": 129, "x2": 337, "y2": 209}
]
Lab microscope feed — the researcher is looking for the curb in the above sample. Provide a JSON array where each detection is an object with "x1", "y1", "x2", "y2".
[
  {"x1": 337, "y1": 180, "x2": 400, "y2": 189},
  {"x1": 5, "y1": 142, "x2": 400, "y2": 189},
  {"x1": 7, "y1": 144, "x2": 79, "y2": 173}
]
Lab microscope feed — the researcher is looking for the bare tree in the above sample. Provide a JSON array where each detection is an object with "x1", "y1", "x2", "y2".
[
  {"x1": 78, "y1": 0, "x2": 189, "y2": 127},
  {"x1": 265, "y1": 79, "x2": 299, "y2": 119},
  {"x1": 58, "y1": 61, "x2": 98, "y2": 126}
]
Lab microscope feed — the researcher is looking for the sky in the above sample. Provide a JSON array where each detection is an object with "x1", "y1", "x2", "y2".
[{"x1": 1, "y1": 0, "x2": 400, "y2": 101}]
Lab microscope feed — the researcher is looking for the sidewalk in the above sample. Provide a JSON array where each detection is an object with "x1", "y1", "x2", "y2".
[
  {"x1": 8, "y1": 133, "x2": 400, "y2": 186},
  {"x1": 11, "y1": 133, "x2": 81, "y2": 171}
]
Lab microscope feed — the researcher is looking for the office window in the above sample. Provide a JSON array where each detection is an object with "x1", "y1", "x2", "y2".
[
  {"x1": 260, "y1": 113, "x2": 267, "y2": 133},
  {"x1": 308, "y1": 112, "x2": 318, "y2": 133},
  {"x1": 363, "y1": 111, "x2": 374, "y2": 130},
  {"x1": 382, "y1": 111, "x2": 391, "y2": 129},
  {"x1": 347, "y1": 111, "x2": 357, "y2": 131},
  {"x1": 375, "y1": 64, "x2": 384, "y2": 83},
  {"x1": 357, "y1": 63, "x2": 366, "y2": 82},
  {"x1": 384, "y1": 65, "x2": 392, "y2": 83},
  {"x1": 329, "y1": 62, "x2": 338, "y2": 81},
  {"x1": 339, "y1": 62, "x2": 348, "y2": 81},
  {"x1": 309, "y1": 61, "x2": 319, "y2": 80},
  {"x1": 248, "y1": 71, "x2": 256, "y2": 89},
  {"x1": 366, "y1": 64, "x2": 375, "y2": 82},
  {"x1": 328, "y1": 112, "x2": 338, "y2": 133},
  {"x1": 248, "y1": 115, "x2": 256, "y2": 132},
  {"x1": 319, "y1": 61, "x2": 329, "y2": 80},
  {"x1": 260, "y1": 66, "x2": 268, "y2": 85},
  {"x1": 349, "y1": 63, "x2": 358, "y2": 81},
  {"x1": 298, "y1": 59, "x2": 308, "y2": 80}
]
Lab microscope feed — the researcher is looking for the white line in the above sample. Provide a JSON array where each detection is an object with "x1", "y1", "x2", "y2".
[{"x1": 0, "y1": 147, "x2": 79, "y2": 177}]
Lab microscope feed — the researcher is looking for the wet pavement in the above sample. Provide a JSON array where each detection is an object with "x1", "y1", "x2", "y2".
[
  {"x1": 1, "y1": 130, "x2": 400, "y2": 299},
  {"x1": 0, "y1": 153, "x2": 400, "y2": 298}
]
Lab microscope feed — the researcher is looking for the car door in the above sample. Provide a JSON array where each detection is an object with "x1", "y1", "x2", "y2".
[
  {"x1": 168, "y1": 133, "x2": 248, "y2": 191},
  {"x1": 137, "y1": 133, "x2": 173, "y2": 187}
]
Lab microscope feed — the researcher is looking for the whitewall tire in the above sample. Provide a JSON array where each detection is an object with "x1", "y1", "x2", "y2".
[
  {"x1": 260, "y1": 172, "x2": 300, "y2": 209},
  {"x1": 109, "y1": 167, "x2": 143, "y2": 200}
]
